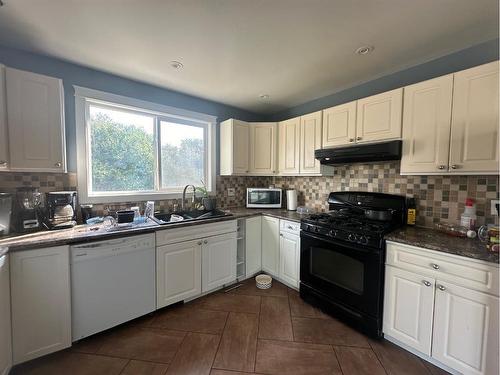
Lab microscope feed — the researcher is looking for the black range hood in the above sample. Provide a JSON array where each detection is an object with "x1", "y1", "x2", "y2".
[{"x1": 315, "y1": 140, "x2": 402, "y2": 165}]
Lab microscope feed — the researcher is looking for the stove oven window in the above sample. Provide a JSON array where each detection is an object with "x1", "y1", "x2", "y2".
[{"x1": 310, "y1": 246, "x2": 364, "y2": 295}]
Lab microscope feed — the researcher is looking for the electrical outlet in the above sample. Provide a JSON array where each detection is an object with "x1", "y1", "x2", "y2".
[
  {"x1": 491, "y1": 199, "x2": 500, "y2": 216},
  {"x1": 227, "y1": 188, "x2": 235, "y2": 197}
]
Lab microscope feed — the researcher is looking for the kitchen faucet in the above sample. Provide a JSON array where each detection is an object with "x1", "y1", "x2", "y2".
[{"x1": 181, "y1": 185, "x2": 196, "y2": 211}]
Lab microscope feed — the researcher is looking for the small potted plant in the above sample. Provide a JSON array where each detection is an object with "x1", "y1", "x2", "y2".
[{"x1": 196, "y1": 179, "x2": 216, "y2": 211}]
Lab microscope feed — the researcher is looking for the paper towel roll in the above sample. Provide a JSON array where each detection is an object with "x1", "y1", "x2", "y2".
[{"x1": 286, "y1": 190, "x2": 298, "y2": 211}]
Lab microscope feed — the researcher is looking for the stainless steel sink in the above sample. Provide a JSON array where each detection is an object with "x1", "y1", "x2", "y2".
[{"x1": 152, "y1": 209, "x2": 230, "y2": 225}]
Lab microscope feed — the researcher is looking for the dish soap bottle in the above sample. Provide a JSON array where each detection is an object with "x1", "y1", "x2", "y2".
[
  {"x1": 460, "y1": 198, "x2": 477, "y2": 230},
  {"x1": 407, "y1": 198, "x2": 416, "y2": 226}
]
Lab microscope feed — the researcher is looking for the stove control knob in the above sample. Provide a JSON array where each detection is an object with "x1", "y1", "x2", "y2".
[
  {"x1": 347, "y1": 233, "x2": 356, "y2": 242},
  {"x1": 328, "y1": 230, "x2": 337, "y2": 237},
  {"x1": 314, "y1": 227, "x2": 321, "y2": 233},
  {"x1": 359, "y1": 236, "x2": 369, "y2": 245}
]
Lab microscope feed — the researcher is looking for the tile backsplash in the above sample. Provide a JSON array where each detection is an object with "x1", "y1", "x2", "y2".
[{"x1": 1, "y1": 161, "x2": 498, "y2": 229}]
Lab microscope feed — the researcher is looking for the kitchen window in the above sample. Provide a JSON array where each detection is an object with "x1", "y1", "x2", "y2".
[{"x1": 75, "y1": 87, "x2": 216, "y2": 203}]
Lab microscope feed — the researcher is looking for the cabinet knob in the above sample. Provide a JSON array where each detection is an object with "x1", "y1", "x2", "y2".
[
  {"x1": 203, "y1": 240, "x2": 208, "y2": 244},
  {"x1": 356, "y1": 137, "x2": 362, "y2": 141},
  {"x1": 437, "y1": 284, "x2": 446, "y2": 291},
  {"x1": 349, "y1": 138, "x2": 354, "y2": 142},
  {"x1": 422, "y1": 280, "x2": 431, "y2": 287},
  {"x1": 437, "y1": 165, "x2": 445, "y2": 170},
  {"x1": 431, "y1": 263, "x2": 440, "y2": 270},
  {"x1": 280, "y1": 233, "x2": 284, "y2": 237},
  {"x1": 197, "y1": 241, "x2": 202, "y2": 245},
  {"x1": 55, "y1": 162, "x2": 62, "y2": 167},
  {"x1": 451, "y1": 164, "x2": 458, "y2": 169}
]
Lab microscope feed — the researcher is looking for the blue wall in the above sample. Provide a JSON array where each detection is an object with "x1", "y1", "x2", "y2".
[
  {"x1": 0, "y1": 45, "x2": 265, "y2": 172},
  {"x1": 270, "y1": 38, "x2": 499, "y2": 121}
]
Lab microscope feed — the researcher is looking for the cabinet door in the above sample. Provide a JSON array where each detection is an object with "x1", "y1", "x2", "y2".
[
  {"x1": 449, "y1": 61, "x2": 499, "y2": 173},
  {"x1": 432, "y1": 281, "x2": 499, "y2": 375},
  {"x1": 0, "y1": 253, "x2": 12, "y2": 375},
  {"x1": 356, "y1": 88, "x2": 403, "y2": 143},
  {"x1": 245, "y1": 216, "x2": 262, "y2": 277},
  {"x1": 156, "y1": 240, "x2": 202, "y2": 308},
  {"x1": 383, "y1": 266, "x2": 435, "y2": 356},
  {"x1": 322, "y1": 102, "x2": 356, "y2": 147},
  {"x1": 233, "y1": 120, "x2": 250, "y2": 174},
  {"x1": 279, "y1": 231, "x2": 300, "y2": 289},
  {"x1": 261, "y1": 216, "x2": 280, "y2": 277},
  {"x1": 202, "y1": 232, "x2": 237, "y2": 293},
  {"x1": 10, "y1": 246, "x2": 71, "y2": 364},
  {"x1": 278, "y1": 117, "x2": 300, "y2": 174},
  {"x1": 249, "y1": 122, "x2": 277, "y2": 175},
  {"x1": 400, "y1": 75, "x2": 453, "y2": 174},
  {"x1": 0, "y1": 65, "x2": 8, "y2": 170},
  {"x1": 6, "y1": 68, "x2": 65, "y2": 172},
  {"x1": 299, "y1": 111, "x2": 322, "y2": 174}
]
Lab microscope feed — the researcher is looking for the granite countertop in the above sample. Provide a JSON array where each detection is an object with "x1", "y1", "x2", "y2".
[
  {"x1": 385, "y1": 226, "x2": 499, "y2": 264},
  {"x1": 0, "y1": 207, "x2": 306, "y2": 252}
]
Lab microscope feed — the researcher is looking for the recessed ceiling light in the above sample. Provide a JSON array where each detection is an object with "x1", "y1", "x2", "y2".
[
  {"x1": 259, "y1": 94, "x2": 270, "y2": 100},
  {"x1": 169, "y1": 61, "x2": 184, "y2": 69},
  {"x1": 355, "y1": 45, "x2": 374, "y2": 55}
]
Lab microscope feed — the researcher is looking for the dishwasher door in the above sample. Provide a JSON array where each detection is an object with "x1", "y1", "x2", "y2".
[{"x1": 70, "y1": 234, "x2": 156, "y2": 341}]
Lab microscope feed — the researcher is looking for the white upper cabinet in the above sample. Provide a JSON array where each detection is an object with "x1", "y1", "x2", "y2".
[
  {"x1": 356, "y1": 88, "x2": 403, "y2": 143},
  {"x1": 249, "y1": 122, "x2": 277, "y2": 175},
  {"x1": 220, "y1": 119, "x2": 249, "y2": 175},
  {"x1": 278, "y1": 117, "x2": 301, "y2": 174},
  {"x1": 299, "y1": 111, "x2": 322, "y2": 174},
  {"x1": 322, "y1": 101, "x2": 356, "y2": 148},
  {"x1": 5, "y1": 68, "x2": 66, "y2": 172},
  {"x1": 0, "y1": 65, "x2": 8, "y2": 170},
  {"x1": 432, "y1": 281, "x2": 499, "y2": 375},
  {"x1": 449, "y1": 61, "x2": 499, "y2": 173},
  {"x1": 400, "y1": 75, "x2": 453, "y2": 174}
]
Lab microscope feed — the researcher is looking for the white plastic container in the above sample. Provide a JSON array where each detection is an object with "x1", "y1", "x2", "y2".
[
  {"x1": 286, "y1": 190, "x2": 298, "y2": 211},
  {"x1": 460, "y1": 198, "x2": 477, "y2": 230}
]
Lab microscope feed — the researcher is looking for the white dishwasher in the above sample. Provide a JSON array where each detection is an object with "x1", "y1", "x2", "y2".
[{"x1": 71, "y1": 233, "x2": 156, "y2": 341}]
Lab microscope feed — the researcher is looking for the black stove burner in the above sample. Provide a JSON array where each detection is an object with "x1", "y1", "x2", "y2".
[{"x1": 304, "y1": 211, "x2": 394, "y2": 234}]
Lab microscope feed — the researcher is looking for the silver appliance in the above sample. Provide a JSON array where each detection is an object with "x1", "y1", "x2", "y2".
[
  {"x1": 0, "y1": 193, "x2": 12, "y2": 236},
  {"x1": 246, "y1": 188, "x2": 282, "y2": 208}
]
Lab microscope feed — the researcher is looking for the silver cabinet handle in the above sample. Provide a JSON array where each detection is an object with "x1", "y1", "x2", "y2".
[
  {"x1": 437, "y1": 285, "x2": 446, "y2": 291},
  {"x1": 437, "y1": 165, "x2": 445, "y2": 170},
  {"x1": 280, "y1": 233, "x2": 284, "y2": 237},
  {"x1": 197, "y1": 241, "x2": 202, "y2": 245},
  {"x1": 55, "y1": 162, "x2": 62, "y2": 167},
  {"x1": 451, "y1": 164, "x2": 458, "y2": 169},
  {"x1": 422, "y1": 280, "x2": 431, "y2": 287},
  {"x1": 349, "y1": 138, "x2": 354, "y2": 142},
  {"x1": 204, "y1": 240, "x2": 208, "y2": 244},
  {"x1": 356, "y1": 137, "x2": 362, "y2": 141},
  {"x1": 287, "y1": 225, "x2": 294, "y2": 230},
  {"x1": 431, "y1": 263, "x2": 440, "y2": 270}
]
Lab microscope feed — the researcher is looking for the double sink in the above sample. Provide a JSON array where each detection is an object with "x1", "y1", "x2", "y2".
[{"x1": 151, "y1": 209, "x2": 231, "y2": 225}]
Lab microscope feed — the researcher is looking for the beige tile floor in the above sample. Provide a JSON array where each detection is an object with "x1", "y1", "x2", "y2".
[{"x1": 12, "y1": 279, "x2": 450, "y2": 375}]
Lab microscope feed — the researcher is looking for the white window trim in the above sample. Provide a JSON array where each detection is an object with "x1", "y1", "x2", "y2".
[{"x1": 74, "y1": 86, "x2": 217, "y2": 204}]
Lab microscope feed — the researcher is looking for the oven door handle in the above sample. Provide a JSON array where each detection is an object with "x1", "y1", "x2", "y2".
[{"x1": 300, "y1": 231, "x2": 374, "y2": 254}]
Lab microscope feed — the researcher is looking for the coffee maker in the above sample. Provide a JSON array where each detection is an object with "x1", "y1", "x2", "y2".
[
  {"x1": 44, "y1": 191, "x2": 77, "y2": 230},
  {"x1": 14, "y1": 187, "x2": 43, "y2": 233}
]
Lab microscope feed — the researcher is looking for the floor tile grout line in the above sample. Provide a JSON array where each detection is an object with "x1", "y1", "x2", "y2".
[
  {"x1": 117, "y1": 359, "x2": 132, "y2": 375},
  {"x1": 209, "y1": 308, "x2": 230, "y2": 371},
  {"x1": 366, "y1": 344, "x2": 390, "y2": 375},
  {"x1": 331, "y1": 345, "x2": 346, "y2": 375}
]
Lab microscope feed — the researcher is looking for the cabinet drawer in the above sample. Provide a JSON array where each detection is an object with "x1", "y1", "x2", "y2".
[
  {"x1": 386, "y1": 241, "x2": 499, "y2": 296},
  {"x1": 156, "y1": 220, "x2": 237, "y2": 246},
  {"x1": 279, "y1": 219, "x2": 300, "y2": 235}
]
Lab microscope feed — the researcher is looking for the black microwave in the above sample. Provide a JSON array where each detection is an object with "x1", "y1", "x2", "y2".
[{"x1": 246, "y1": 188, "x2": 282, "y2": 208}]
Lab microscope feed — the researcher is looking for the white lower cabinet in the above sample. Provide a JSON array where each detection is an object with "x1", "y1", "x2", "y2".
[
  {"x1": 432, "y1": 281, "x2": 499, "y2": 375},
  {"x1": 10, "y1": 246, "x2": 71, "y2": 365},
  {"x1": 0, "y1": 252, "x2": 12, "y2": 375},
  {"x1": 261, "y1": 216, "x2": 280, "y2": 277},
  {"x1": 156, "y1": 239, "x2": 202, "y2": 309},
  {"x1": 245, "y1": 216, "x2": 262, "y2": 277},
  {"x1": 279, "y1": 221, "x2": 300, "y2": 289},
  {"x1": 384, "y1": 242, "x2": 499, "y2": 375},
  {"x1": 383, "y1": 266, "x2": 435, "y2": 355},
  {"x1": 202, "y1": 232, "x2": 237, "y2": 293}
]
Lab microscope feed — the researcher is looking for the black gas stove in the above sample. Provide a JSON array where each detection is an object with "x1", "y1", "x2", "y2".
[{"x1": 299, "y1": 191, "x2": 407, "y2": 338}]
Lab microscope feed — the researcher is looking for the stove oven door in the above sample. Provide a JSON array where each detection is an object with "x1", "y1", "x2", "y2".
[{"x1": 300, "y1": 231, "x2": 384, "y2": 318}]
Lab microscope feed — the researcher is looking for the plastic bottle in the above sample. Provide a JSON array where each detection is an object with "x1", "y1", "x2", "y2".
[{"x1": 460, "y1": 198, "x2": 477, "y2": 230}]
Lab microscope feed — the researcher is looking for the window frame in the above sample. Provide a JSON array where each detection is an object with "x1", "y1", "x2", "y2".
[{"x1": 75, "y1": 86, "x2": 217, "y2": 204}]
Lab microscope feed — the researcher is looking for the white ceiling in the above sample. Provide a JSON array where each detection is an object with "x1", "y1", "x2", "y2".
[{"x1": 0, "y1": 0, "x2": 498, "y2": 114}]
